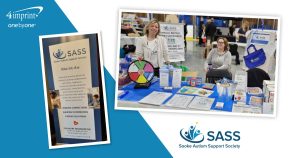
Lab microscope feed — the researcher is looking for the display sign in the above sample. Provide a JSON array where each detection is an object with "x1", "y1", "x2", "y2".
[
  {"x1": 49, "y1": 39, "x2": 96, "y2": 140},
  {"x1": 250, "y1": 32, "x2": 270, "y2": 45},
  {"x1": 246, "y1": 30, "x2": 277, "y2": 73},
  {"x1": 160, "y1": 23, "x2": 185, "y2": 62}
]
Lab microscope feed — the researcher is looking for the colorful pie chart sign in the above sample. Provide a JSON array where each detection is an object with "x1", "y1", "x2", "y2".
[{"x1": 128, "y1": 60, "x2": 154, "y2": 84}]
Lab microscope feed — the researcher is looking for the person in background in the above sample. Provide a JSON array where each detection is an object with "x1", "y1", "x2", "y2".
[
  {"x1": 49, "y1": 90, "x2": 60, "y2": 146},
  {"x1": 236, "y1": 20, "x2": 250, "y2": 43},
  {"x1": 198, "y1": 16, "x2": 205, "y2": 46},
  {"x1": 135, "y1": 19, "x2": 170, "y2": 77},
  {"x1": 205, "y1": 37, "x2": 232, "y2": 72},
  {"x1": 182, "y1": 20, "x2": 188, "y2": 48},
  {"x1": 229, "y1": 23, "x2": 237, "y2": 36},
  {"x1": 92, "y1": 94, "x2": 100, "y2": 107},
  {"x1": 205, "y1": 18, "x2": 217, "y2": 44},
  {"x1": 50, "y1": 91, "x2": 61, "y2": 110},
  {"x1": 135, "y1": 16, "x2": 145, "y2": 28},
  {"x1": 165, "y1": 14, "x2": 179, "y2": 23}
]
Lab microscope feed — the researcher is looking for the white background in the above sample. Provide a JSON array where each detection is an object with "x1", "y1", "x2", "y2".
[{"x1": 56, "y1": 0, "x2": 299, "y2": 157}]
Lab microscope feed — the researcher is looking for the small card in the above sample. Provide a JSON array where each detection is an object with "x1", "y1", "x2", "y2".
[
  {"x1": 215, "y1": 102, "x2": 224, "y2": 109},
  {"x1": 249, "y1": 96, "x2": 263, "y2": 106},
  {"x1": 202, "y1": 83, "x2": 215, "y2": 90},
  {"x1": 172, "y1": 68, "x2": 182, "y2": 88},
  {"x1": 247, "y1": 87, "x2": 262, "y2": 95}
]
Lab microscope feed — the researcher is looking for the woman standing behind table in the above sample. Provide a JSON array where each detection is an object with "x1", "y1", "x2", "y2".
[
  {"x1": 135, "y1": 19, "x2": 170, "y2": 77},
  {"x1": 205, "y1": 37, "x2": 232, "y2": 72},
  {"x1": 236, "y1": 20, "x2": 250, "y2": 43}
]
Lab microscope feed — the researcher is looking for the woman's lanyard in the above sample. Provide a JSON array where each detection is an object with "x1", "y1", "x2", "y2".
[{"x1": 146, "y1": 39, "x2": 158, "y2": 55}]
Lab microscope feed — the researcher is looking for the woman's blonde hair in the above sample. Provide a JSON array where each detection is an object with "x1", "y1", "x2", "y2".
[
  {"x1": 242, "y1": 20, "x2": 250, "y2": 31},
  {"x1": 144, "y1": 19, "x2": 160, "y2": 37}
]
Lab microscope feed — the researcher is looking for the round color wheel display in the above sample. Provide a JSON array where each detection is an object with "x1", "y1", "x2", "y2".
[{"x1": 128, "y1": 60, "x2": 154, "y2": 84}]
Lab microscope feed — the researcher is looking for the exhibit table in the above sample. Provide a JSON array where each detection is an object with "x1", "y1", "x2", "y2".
[
  {"x1": 118, "y1": 79, "x2": 266, "y2": 113},
  {"x1": 118, "y1": 80, "x2": 235, "y2": 112}
]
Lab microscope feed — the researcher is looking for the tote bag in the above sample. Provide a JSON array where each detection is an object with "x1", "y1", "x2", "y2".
[{"x1": 243, "y1": 44, "x2": 266, "y2": 69}]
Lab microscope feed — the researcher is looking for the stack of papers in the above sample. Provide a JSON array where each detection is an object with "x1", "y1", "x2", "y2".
[
  {"x1": 177, "y1": 86, "x2": 214, "y2": 97},
  {"x1": 139, "y1": 91, "x2": 172, "y2": 106},
  {"x1": 232, "y1": 102, "x2": 262, "y2": 114},
  {"x1": 187, "y1": 96, "x2": 215, "y2": 111},
  {"x1": 165, "y1": 94, "x2": 194, "y2": 108}
]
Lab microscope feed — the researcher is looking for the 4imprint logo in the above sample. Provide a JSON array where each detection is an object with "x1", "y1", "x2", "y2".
[
  {"x1": 6, "y1": 6, "x2": 43, "y2": 29},
  {"x1": 180, "y1": 122, "x2": 204, "y2": 143},
  {"x1": 6, "y1": 6, "x2": 43, "y2": 21}
]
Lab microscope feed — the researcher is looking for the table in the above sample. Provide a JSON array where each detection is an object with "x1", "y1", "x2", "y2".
[{"x1": 118, "y1": 80, "x2": 234, "y2": 112}]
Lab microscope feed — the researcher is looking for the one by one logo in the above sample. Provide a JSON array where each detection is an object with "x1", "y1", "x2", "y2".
[
  {"x1": 6, "y1": 6, "x2": 43, "y2": 21},
  {"x1": 180, "y1": 123, "x2": 204, "y2": 143},
  {"x1": 53, "y1": 49, "x2": 66, "y2": 59}
]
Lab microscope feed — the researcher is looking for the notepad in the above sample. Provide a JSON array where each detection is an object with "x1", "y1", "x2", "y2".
[
  {"x1": 165, "y1": 94, "x2": 194, "y2": 108},
  {"x1": 188, "y1": 96, "x2": 215, "y2": 111},
  {"x1": 139, "y1": 91, "x2": 172, "y2": 106}
]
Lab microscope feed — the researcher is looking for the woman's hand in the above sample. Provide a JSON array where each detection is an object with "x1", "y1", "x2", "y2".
[
  {"x1": 138, "y1": 56, "x2": 144, "y2": 60},
  {"x1": 138, "y1": 69, "x2": 144, "y2": 75},
  {"x1": 205, "y1": 68, "x2": 208, "y2": 73}
]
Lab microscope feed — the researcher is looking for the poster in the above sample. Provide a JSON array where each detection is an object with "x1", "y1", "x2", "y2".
[
  {"x1": 245, "y1": 30, "x2": 277, "y2": 73},
  {"x1": 160, "y1": 23, "x2": 185, "y2": 62},
  {"x1": 48, "y1": 38, "x2": 96, "y2": 140}
]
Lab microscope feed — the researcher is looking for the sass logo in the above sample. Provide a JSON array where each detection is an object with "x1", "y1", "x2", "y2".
[
  {"x1": 163, "y1": 25, "x2": 176, "y2": 31},
  {"x1": 53, "y1": 49, "x2": 66, "y2": 59},
  {"x1": 180, "y1": 123, "x2": 205, "y2": 143},
  {"x1": 6, "y1": 6, "x2": 43, "y2": 21}
]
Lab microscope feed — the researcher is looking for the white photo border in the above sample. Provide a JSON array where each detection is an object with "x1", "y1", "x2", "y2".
[{"x1": 115, "y1": 9, "x2": 281, "y2": 118}]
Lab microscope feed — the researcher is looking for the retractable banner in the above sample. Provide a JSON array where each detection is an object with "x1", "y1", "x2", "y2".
[{"x1": 49, "y1": 38, "x2": 96, "y2": 140}]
